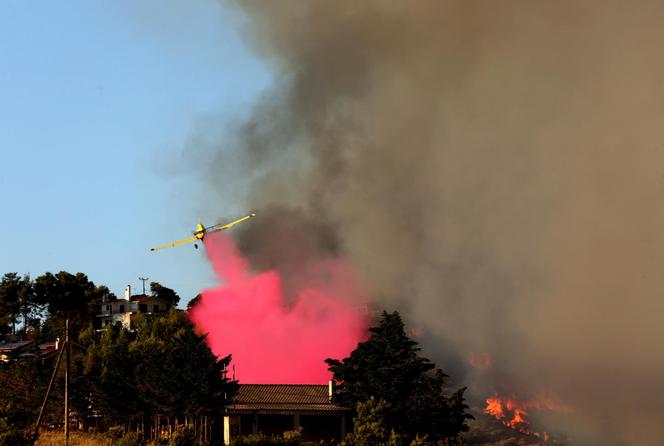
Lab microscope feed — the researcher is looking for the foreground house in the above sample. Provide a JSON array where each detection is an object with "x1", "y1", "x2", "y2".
[
  {"x1": 0, "y1": 340, "x2": 36, "y2": 362},
  {"x1": 224, "y1": 383, "x2": 349, "y2": 445},
  {"x1": 0, "y1": 339, "x2": 64, "y2": 365}
]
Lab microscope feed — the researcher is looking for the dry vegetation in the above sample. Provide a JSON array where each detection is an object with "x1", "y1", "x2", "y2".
[{"x1": 36, "y1": 430, "x2": 108, "y2": 446}]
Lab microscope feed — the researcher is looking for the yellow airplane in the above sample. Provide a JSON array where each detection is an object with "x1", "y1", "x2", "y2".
[{"x1": 149, "y1": 213, "x2": 256, "y2": 252}]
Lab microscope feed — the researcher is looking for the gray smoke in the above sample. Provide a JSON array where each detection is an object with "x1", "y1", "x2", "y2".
[{"x1": 199, "y1": 2, "x2": 664, "y2": 444}]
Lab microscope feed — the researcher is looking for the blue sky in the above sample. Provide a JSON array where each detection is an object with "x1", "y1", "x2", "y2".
[{"x1": 0, "y1": 1, "x2": 271, "y2": 304}]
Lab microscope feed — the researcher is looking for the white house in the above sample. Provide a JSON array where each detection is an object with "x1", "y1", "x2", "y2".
[{"x1": 97, "y1": 285, "x2": 172, "y2": 329}]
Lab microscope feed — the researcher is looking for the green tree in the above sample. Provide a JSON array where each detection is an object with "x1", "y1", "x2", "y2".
[
  {"x1": 150, "y1": 282, "x2": 180, "y2": 307},
  {"x1": 84, "y1": 325, "x2": 139, "y2": 423},
  {"x1": 0, "y1": 273, "x2": 23, "y2": 335},
  {"x1": 129, "y1": 310, "x2": 231, "y2": 417},
  {"x1": 340, "y1": 398, "x2": 400, "y2": 446},
  {"x1": 0, "y1": 273, "x2": 40, "y2": 338},
  {"x1": 84, "y1": 309, "x2": 236, "y2": 425},
  {"x1": 326, "y1": 311, "x2": 473, "y2": 445},
  {"x1": 186, "y1": 294, "x2": 201, "y2": 310},
  {"x1": 0, "y1": 356, "x2": 49, "y2": 444},
  {"x1": 17, "y1": 275, "x2": 37, "y2": 335},
  {"x1": 33, "y1": 271, "x2": 110, "y2": 337}
]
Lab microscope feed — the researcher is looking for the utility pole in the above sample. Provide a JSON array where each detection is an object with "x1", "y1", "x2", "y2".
[
  {"x1": 34, "y1": 337, "x2": 66, "y2": 438},
  {"x1": 139, "y1": 277, "x2": 149, "y2": 295},
  {"x1": 34, "y1": 318, "x2": 71, "y2": 444},
  {"x1": 64, "y1": 319, "x2": 70, "y2": 446}
]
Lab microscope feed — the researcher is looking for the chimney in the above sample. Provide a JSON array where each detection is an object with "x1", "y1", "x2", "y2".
[
  {"x1": 328, "y1": 380, "x2": 334, "y2": 401},
  {"x1": 124, "y1": 284, "x2": 131, "y2": 301}
]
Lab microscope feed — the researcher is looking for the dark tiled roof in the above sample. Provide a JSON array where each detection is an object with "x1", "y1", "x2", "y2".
[
  {"x1": 228, "y1": 384, "x2": 348, "y2": 414},
  {"x1": 0, "y1": 341, "x2": 35, "y2": 353}
]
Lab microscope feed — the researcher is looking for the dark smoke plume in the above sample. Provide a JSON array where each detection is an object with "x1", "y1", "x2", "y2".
[{"x1": 197, "y1": 2, "x2": 664, "y2": 444}]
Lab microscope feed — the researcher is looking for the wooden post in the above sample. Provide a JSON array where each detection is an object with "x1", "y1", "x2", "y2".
[
  {"x1": 34, "y1": 338, "x2": 66, "y2": 438},
  {"x1": 64, "y1": 319, "x2": 70, "y2": 446}
]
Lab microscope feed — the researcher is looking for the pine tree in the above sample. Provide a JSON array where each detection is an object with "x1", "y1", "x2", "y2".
[
  {"x1": 326, "y1": 311, "x2": 473, "y2": 444},
  {"x1": 149, "y1": 282, "x2": 180, "y2": 307},
  {"x1": 33, "y1": 271, "x2": 110, "y2": 337},
  {"x1": 0, "y1": 273, "x2": 23, "y2": 335}
]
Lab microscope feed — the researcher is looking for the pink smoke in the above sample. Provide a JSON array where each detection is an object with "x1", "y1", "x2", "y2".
[{"x1": 189, "y1": 233, "x2": 369, "y2": 384}]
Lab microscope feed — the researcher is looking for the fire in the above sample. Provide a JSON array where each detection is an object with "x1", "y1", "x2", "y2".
[
  {"x1": 508, "y1": 407, "x2": 527, "y2": 428},
  {"x1": 485, "y1": 396, "x2": 505, "y2": 419},
  {"x1": 484, "y1": 393, "x2": 572, "y2": 441},
  {"x1": 484, "y1": 395, "x2": 529, "y2": 431}
]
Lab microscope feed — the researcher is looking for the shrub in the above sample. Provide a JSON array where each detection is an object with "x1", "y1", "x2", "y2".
[
  {"x1": 0, "y1": 429, "x2": 33, "y2": 446},
  {"x1": 153, "y1": 436, "x2": 169, "y2": 446},
  {"x1": 167, "y1": 426, "x2": 195, "y2": 446},
  {"x1": 116, "y1": 432, "x2": 142, "y2": 446},
  {"x1": 280, "y1": 430, "x2": 302, "y2": 446},
  {"x1": 230, "y1": 429, "x2": 301, "y2": 446},
  {"x1": 106, "y1": 426, "x2": 125, "y2": 442},
  {"x1": 0, "y1": 418, "x2": 33, "y2": 446},
  {"x1": 230, "y1": 433, "x2": 269, "y2": 446},
  {"x1": 409, "y1": 434, "x2": 429, "y2": 446}
]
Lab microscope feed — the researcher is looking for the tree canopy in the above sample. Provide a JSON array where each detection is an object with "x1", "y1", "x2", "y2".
[
  {"x1": 0, "y1": 356, "x2": 48, "y2": 445},
  {"x1": 340, "y1": 398, "x2": 400, "y2": 446},
  {"x1": 150, "y1": 282, "x2": 180, "y2": 307},
  {"x1": 83, "y1": 309, "x2": 236, "y2": 424},
  {"x1": 0, "y1": 273, "x2": 32, "y2": 335},
  {"x1": 186, "y1": 294, "x2": 201, "y2": 310},
  {"x1": 0, "y1": 270, "x2": 229, "y2": 445},
  {"x1": 0, "y1": 270, "x2": 185, "y2": 340},
  {"x1": 326, "y1": 311, "x2": 473, "y2": 444},
  {"x1": 32, "y1": 271, "x2": 111, "y2": 338}
]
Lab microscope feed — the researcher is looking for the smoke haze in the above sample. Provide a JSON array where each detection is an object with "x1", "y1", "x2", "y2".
[{"x1": 196, "y1": 2, "x2": 664, "y2": 444}]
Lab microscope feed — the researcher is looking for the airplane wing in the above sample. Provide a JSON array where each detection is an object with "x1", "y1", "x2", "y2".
[
  {"x1": 150, "y1": 213, "x2": 256, "y2": 252},
  {"x1": 206, "y1": 213, "x2": 256, "y2": 233},
  {"x1": 149, "y1": 235, "x2": 199, "y2": 252}
]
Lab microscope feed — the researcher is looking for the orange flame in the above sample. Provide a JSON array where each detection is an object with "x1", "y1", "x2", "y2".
[
  {"x1": 484, "y1": 393, "x2": 572, "y2": 442},
  {"x1": 508, "y1": 407, "x2": 528, "y2": 428},
  {"x1": 485, "y1": 395, "x2": 529, "y2": 430},
  {"x1": 484, "y1": 396, "x2": 505, "y2": 419}
]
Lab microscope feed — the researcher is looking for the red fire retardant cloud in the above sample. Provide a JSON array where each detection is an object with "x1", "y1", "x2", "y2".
[{"x1": 189, "y1": 233, "x2": 368, "y2": 384}]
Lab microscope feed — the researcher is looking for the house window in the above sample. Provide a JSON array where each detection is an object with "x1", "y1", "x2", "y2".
[
  {"x1": 119, "y1": 304, "x2": 125, "y2": 313},
  {"x1": 139, "y1": 304, "x2": 148, "y2": 312},
  {"x1": 153, "y1": 305, "x2": 159, "y2": 313},
  {"x1": 106, "y1": 305, "x2": 111, "y2": 311}
]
